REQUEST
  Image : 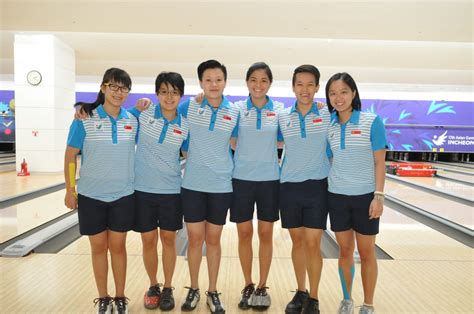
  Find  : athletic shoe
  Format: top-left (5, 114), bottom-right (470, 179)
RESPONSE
top-left (206, 291), bottom-right (225, 314)
top-left (302, 297), bottom-right (320, 314)
top-left (238, 283), bottom-right (255, 310)
top-left (251, 286), bottom-right (271, 311)
top-left (285, 290), bottom-right (309, 314)
top-left (114, 297), bottom-right (129, 314)
top-left (337, 299), bottom-right (354, 314)
top-left (94, 297), bottom-right (113, 314)
top-left (144, 284), bottom-right (161, 309)
top-left (181, 287), bottom-right (200, 311)
top-left (359, 304), bottom-right (375, 314)
top-left (160, 287), bottom-right (175, 311)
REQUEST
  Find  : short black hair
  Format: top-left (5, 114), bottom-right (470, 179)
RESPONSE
top-left (246, 62), bottom-right (273, 83)
top-left (155, 71), bottom-right (185, 96)
top-left (325, 72), bottom-right (362, 112)
top-left (197, 59), bottom-right (227, 81)
top-left (292, 64), bottom-right (320, 86)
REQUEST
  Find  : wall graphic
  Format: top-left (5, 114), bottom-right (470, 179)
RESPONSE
top-left (2, 90), bottom-right (473, 152)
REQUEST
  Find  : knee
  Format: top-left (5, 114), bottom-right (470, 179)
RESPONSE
top-left (108, 241), bottom-right (126, 255)
top-left (141, 234), bottom-right (157, 249)
top-left (358, 248), bottom-right (376, 263)
top-left (291, 236), bottom-right (305, 249)
top-left (160, 232), bottom-right (176, 248)
top-left (90, 241), bottom-right (108, 255)
top-left (258, 227), bottom-right (273, 243)
top-left (205, 234), bottom-right (221, 248)
top-left (339, 243), bottom-right (355, 259)
top-left (239, 228), bottom-right (253, 243)
top-left (188, 232), bottom-right (204, 248)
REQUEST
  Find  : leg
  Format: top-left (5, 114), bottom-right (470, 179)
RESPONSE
top-left (257, 220), bottom-right (274, 287)
top-left (288, 227), bottom-right (306, 291)
top-left (205, 221), bottom-right (224, 292)
top-left (303, 228), bottom-right (323, 299)
top-left (186, 222), bottom-right (205, 289)
top-left (89, 230), bottom-right (109, 297)
top-left (335, 230), bottom-right (356, 300)
top-left (141, 229), bottom-right (159, 286)
top-left (355, 233), bottom-right (377, 305)
top-left (160, 229), bottom-right (177, 288)
top-left (237, 220), bottom-right (254, 285)
top-left (108, 230), bottom-right (128, 297)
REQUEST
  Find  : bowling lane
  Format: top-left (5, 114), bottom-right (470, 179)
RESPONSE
top-left (386, 180), bottom-right (473, 229)
top-left (0, 190), bottom-right (70, 243)
top-left (436, 169), bottom-right (473, 184)
top-left (389, 174), bottom-right (473, 201)
top-left (0, 171), bottom-right (65, 201)
top-left (377, 205), bottom-right (471, 261)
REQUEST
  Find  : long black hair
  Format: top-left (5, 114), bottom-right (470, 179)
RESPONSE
top-left (325, 72), bottom-right (361, 113)
top-left (73, 67), bottom-right (132, 116)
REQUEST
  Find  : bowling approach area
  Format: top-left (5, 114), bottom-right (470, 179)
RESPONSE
top-left (0, 165), bottom-right (472, 313)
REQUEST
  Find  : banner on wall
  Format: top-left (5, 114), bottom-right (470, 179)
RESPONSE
top-left (1, 90), bottom-right (473, 152)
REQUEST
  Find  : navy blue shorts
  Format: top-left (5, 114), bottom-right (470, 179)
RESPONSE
top-left (77, 193), bottom-right (135, 235)
top-left (230, 179), bottom-right (280, 223)
top-left (328, 192), bottom-right (379, 235)
top-left (181, 188), bottom-right (231, 225)
top-left (134, 190), bottom-right (183, 233)
top-left (279, 179), bottom-right (328, 229)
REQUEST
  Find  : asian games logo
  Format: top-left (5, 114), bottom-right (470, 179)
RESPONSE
top-left (432, 130), bottom-right (448, 146)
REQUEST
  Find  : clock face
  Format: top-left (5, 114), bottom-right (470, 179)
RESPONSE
top-left (27, 70), bottom-right (42, 86)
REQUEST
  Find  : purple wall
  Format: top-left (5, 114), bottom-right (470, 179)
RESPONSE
top-left (1, 90), bottom-right (473, 152)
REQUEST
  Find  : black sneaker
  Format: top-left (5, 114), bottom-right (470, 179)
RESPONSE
top-left (238, 283), bottom-right (255, 310)
top-left (285, 290), bottom-right (309, 314)
top-left (114, 297), bottom-right (129, 314)
top-left (206, 291), bottom-right (225, 314)
top-left (94, 297), bottom-right (113, 314)
top-left (302, 297), bottom-right (320, 314)
top-left (144, 284), bottom-right (161, 309)
top-left (160, 287), bottom-right (175, 311)
top-left (251, 286), bottom-right (271, 311)
top-left (181, 287), bottom-right (200, 311)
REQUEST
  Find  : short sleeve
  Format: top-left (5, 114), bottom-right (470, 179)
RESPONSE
top-left (67, 119), bottom-right (86, 149)
top-left (178, 100), bottom-right (190, 118)
top-left (370, 115), bottom-right (388, 151)
top-left (181, 133), bottom-right (190, 152)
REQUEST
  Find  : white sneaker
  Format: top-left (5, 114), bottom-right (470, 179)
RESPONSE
top-left (359, 304), bottom-right (375, 314)
top-left (337, 299), bottom-right (354, 314)
top-left (94, 297), bottom-right (113, 314)
top-left (206, 291), bottom-right (225, 313)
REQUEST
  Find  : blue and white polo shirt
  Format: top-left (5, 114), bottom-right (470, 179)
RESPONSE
top-left (179, 96), bottom-right (239, 193)
top-left (132, 103), bottom-right (189, 194)
top-left (278, 102), bottom-right (331, 183)
top-left (67, 104), bottom-right (138, 202)
top-left (232, 97), bottom-right (284, 181)
top-left (327, 110), bottom-right (387, 195)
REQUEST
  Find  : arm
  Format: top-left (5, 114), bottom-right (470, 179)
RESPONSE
top-left (369, 149), bottom-right (386, 219)
top-left (64, 146), bottom-right (81, 210)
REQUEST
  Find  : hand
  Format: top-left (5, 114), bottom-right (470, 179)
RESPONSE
top-left (368, 199), bottom-right (383, 219)
top-left (74, 107), bottom-right (88, 120)
top-left (135, 98), bottom-right (152, 112)
top-left (317, 101), bottom-right (325, 110)
top-left (65, 190), bottom-right (78, 210)
top-left (195, 92), bottom-right (205, 104)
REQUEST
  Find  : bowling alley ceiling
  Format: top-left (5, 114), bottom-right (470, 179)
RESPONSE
top-left (0, 0), bottom-right (472, 86)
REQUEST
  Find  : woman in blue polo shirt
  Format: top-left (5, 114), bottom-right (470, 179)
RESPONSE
top-left (229, 62), bottom-right (284, 311)
top-left (132, 72), bottom-right (189, 312)
top-left (325, 72), bottom-right (387, 314)
top-left (65, 68), bottom-right (137, 314)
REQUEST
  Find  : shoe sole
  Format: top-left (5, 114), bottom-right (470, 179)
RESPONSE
top-left (238, 303), bottom-right (251, 310)
top-left (160, 304), bottom-right (175, 311)
top-left (144, 304), bottom-right (159, 310)
top-left (253, 305), bottom-right (270, 311)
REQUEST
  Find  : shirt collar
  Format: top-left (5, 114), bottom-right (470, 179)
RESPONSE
top-left (290, 101), bottom-right (320, 116)
top-left (97, 104), bottom-right (129, 120)
top-left (154, 103), bottom-right (181, 125)
top-left (331, 110), bottom-right (361, 125)
top-left (246, 96), bottom-right (274, 111)
top-left (201, 96), bottom-right (231, 110)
